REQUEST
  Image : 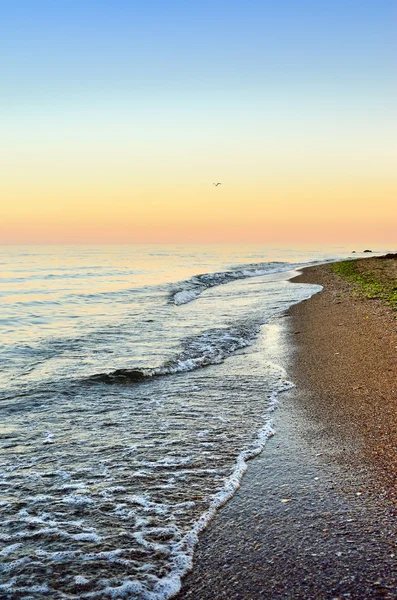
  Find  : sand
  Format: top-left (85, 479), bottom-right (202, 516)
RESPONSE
top-left (290, 261), bottom-right (397, 499)
top-left (176, 260), bottom-right (397, 599)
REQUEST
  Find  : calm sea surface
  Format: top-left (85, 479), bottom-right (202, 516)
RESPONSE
top-left (0, 245), bottom-right (384, 598)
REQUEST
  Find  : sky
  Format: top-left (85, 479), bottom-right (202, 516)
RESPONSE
top-left (1, 1), bottom-right (396, 244)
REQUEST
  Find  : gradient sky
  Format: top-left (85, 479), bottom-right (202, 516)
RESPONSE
top-left (1, 1), bottom-right (396, 244)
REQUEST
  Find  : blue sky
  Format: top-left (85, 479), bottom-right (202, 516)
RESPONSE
top-left (1, 1), bottom-right (395, 107)
top-left (1, 1), bottom-right (396, 243)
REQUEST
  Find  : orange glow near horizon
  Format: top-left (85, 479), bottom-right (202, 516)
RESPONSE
top-left (2, 96), bottom-right (396, 246)
top-left (1, 173), bottom-right (396, 244)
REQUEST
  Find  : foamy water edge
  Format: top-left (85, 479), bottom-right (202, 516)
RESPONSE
top-left (0, 253), bottom-right (328, 599)
top-left (150, 277), bottom-right (324, 600)
top-left (126, 382), bottom-right (293, 600)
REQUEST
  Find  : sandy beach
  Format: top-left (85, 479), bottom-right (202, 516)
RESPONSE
top-left (289, 258), bottom-right (397, 501)
top-left (177, 258), bottom-right (397, 599)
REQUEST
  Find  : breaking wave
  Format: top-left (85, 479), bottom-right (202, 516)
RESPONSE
top-left (88, 321), bottom-right (261, 384)
top-left (170, 262), bottom-right (299, 305)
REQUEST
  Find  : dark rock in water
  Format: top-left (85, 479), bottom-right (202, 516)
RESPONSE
top-left (378, 253), bottom-right (397, 259)
top-left (89, 369), bottom-right (147, 384)
top-left (363, 249), bottom-right (372, 253)
top-left (352, 250), bottom-right (356, 253)
top-left (113, 369), bottom-right (147, 381)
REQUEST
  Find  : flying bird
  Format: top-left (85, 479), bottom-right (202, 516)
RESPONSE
top-left (213, 182), bottom-right (222, 186)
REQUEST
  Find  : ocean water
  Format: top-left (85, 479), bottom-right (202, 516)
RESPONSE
top-left (0, 244), bottom-right (380, 598)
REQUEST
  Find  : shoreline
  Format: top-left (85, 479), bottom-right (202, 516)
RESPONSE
top-left (289, 260), bottom-right (397, 502)
top-left (176, 258), bottom-right (397, 599)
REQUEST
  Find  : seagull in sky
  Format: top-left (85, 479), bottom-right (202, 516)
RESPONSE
top-left (213, 182), bottom-right (222, 186)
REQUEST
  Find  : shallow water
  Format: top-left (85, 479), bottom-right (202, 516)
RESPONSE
top-left (0, 244), bottom-right (381, 598)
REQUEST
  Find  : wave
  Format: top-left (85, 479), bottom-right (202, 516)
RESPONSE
top-left (170, 262), bottom-right (298, 305)
top-left (155, 379), bottom-right (293, 600)
top-left (80, 374), bottom-right (293, 600)
top-left (87, 321), bottom-right (261, 384)
top-left (87, 260), bottom-right (325, 386)
top-left (0, 376), bottom-right (292, 600)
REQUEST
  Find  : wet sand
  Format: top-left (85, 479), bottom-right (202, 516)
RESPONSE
top-left (176, 261), bottom-right (397, 599)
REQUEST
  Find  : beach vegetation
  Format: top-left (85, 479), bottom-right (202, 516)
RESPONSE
top-left (331, 260), bottom-right (397, 310)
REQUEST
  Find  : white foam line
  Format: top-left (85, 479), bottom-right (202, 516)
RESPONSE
top-left (75, 380), bottom-right (292, 600)
top-left (0, 556), bottom-right (31, 573)
top-left (144, 276), bottom-right (325, 598)
top-left (141, 381), bottom-right (292, 600)
top-left (0, 543), bottom-right (22, 557)
top-left (171, 262), bottom-right (298, 306)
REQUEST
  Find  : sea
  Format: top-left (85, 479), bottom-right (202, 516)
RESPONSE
top-left (0, 244), bottom-right (385, 599)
